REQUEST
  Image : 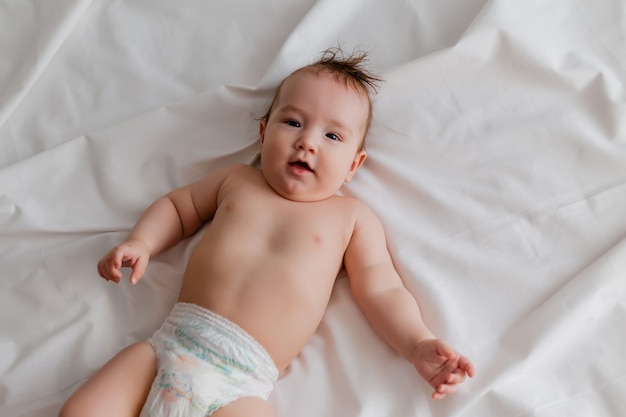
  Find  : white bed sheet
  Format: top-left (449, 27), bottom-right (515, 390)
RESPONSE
top-left (1, 0), bottom-right (625, 416)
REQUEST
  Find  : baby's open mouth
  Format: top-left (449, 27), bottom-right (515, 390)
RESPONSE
top-left (289, 161), bottom-right (313, 172)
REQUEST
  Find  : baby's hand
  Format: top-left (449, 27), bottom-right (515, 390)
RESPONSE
top-left (97, 239), bottom-right (150, 285)
top-left (411, 339), bottom-right (475, 400)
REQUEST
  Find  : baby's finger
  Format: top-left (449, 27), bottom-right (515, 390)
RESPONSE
top-left (106, 267), bottom-right (122, 283)
top-left (459, 356), bottom-right (476, 378)
top-left (432, 384), bottom-right (445, 400)
top-left (112, 246), bottom-right (129, 269)
top-left (129, 256), bottom-right (148, 285)
top-left (429, 366), bottom-right (458, 389)
top-left (432, 382), bottom-right (458, 400)
top-left (432, 390), bottom-right (446, 400)
top-left (98, 256), bottom-right (121, 282)
top-left (444, 369), bottom-right (467, 385)
top-left (435, 340), bottom-right (458, 360)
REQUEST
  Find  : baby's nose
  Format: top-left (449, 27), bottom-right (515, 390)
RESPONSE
top-left (295, 132), bottom-right (318, 152)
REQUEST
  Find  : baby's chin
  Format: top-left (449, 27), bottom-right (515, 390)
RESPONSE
top-left (260, 170), bottom-right (344, 202)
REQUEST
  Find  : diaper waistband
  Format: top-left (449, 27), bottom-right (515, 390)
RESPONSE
top-left (165, 302), bottom-right (279, 382)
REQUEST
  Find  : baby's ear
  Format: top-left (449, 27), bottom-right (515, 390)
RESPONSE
top-left (345, 150), bottom-right (367, 182)
top-left (258, 119), bottom-right (267, 156)
top-left (259, 118), bottom-right (267, 144)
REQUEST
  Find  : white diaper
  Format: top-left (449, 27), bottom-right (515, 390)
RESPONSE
top-left (139, 302), bottom-right (279, 417)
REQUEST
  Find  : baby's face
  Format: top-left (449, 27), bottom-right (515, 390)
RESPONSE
top-left (259, 70), bottom-right (369, 202)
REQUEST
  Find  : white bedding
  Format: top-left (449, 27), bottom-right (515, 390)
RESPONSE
top-left (1, 0), bottom-right (625, 416)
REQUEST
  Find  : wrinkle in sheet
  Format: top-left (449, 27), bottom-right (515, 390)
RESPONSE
top-left (0, 0), bottom-right (92, 131)
top-left (473, 257), bottom-right (626, 416)
top-left (572, 0), bottom-right (626, 71)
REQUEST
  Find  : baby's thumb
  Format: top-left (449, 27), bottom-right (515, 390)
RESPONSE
top-left (436, 340), bottom-right (457, 360)
top-left (130, 257), bottom-right (148, 285)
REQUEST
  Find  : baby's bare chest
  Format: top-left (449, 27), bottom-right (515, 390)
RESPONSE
top-left (211, 190), bottom-right (354, 258)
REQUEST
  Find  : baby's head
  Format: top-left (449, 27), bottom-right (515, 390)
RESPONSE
top-left (258, 48), bottom-right (383, 202)
top-left (261, 48), bottom-right (382, 148)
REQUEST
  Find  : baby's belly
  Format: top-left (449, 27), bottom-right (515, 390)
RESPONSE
top-left (177, 256), bottom-right (338, 371)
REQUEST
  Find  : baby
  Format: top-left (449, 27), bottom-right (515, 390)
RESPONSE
top-left (60, 48), bottom-right (474, 417)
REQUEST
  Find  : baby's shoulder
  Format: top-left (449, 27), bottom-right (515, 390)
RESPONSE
top-left (332, 195), bottom-right (379, 222)
top-left (219, 163), bottom-right (258, 177)
top-left (212, 163), bottom-right (266, 199)
top-left (350, 198), bottom-right (387, 232)
top-left (333, 194), bottom-right (366, 209)
top-left (215, 163), bottom-right (262, 185)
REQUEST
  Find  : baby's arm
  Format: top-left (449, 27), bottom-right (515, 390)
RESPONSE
top-left (344, 203), bottom-right (474, 399)
top-left (98, 165), bottom-right (232, 284)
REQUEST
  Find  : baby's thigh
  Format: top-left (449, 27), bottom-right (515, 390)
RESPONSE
top-left (212, 397), bottom-right (275, 417)
top-left (60, 342), bottom-right (157, 417)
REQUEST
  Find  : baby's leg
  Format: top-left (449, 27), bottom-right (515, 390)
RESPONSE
top-left (59, 342), bottom-right (157, 417)
top-left (212, 397), bottom-right (275, 417)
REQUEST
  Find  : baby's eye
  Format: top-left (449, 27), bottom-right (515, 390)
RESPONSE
top-left (326, 133), bottom-right (340, 141)
top-left (286, 120), bottom-right (301, 128)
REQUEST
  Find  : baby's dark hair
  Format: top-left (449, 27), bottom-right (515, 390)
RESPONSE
top-left (308, 47), bottom-right (382, 96)
top-left (261, 47), bottom-right (383, 144)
